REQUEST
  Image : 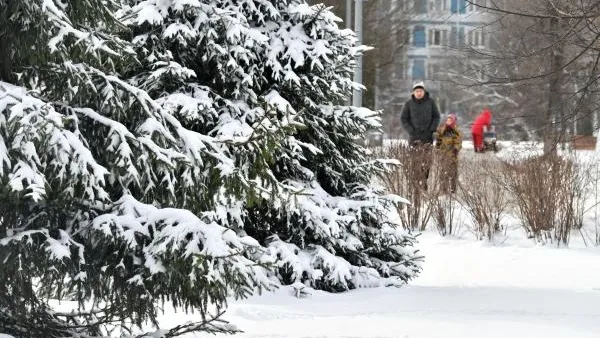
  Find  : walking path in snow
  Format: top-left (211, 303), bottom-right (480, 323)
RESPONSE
top-left (213, 232), bottom-right (600, 338)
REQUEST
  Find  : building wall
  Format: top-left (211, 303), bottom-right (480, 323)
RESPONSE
top-left (380, 0), bottom-right (495, 138)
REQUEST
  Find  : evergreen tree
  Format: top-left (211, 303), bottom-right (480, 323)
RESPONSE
top-left (0, 1), bottom-right (271, 337)
top-left (238, 1), bottom-right (422, 290)
top-left (122, 0), bottom-right (421, 292)
top-left (0, 0), bottom-right (421, 336)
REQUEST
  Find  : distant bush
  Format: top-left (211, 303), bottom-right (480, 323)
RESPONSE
top-left (378, 142), bottom-right (600, 246)
top-left (501, 153), bottom-right (587, 245)
top-left (428, 151), bottom-right (463, 236)
top-left (375, 141), bottom-right (436, 232)
top-left (458, 156), bottom-right (509, 241)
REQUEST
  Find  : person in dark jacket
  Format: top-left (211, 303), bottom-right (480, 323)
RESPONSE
top-left (401, 81), bottom-right (441, 145)
top-left (400, 81), bottom-right (441, 191)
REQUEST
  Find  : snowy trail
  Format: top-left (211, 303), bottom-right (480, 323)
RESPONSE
top-left (225, 286), bottom-right (600, 338)
top-left (208, 232), bottom-right (600, 338)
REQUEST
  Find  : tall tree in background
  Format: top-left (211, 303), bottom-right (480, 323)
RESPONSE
top-left (470, 0), bottom-right (600, 151)
top-left (308, 0), bottom-right (412, 137)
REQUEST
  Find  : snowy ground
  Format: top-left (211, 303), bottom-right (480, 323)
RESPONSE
top-left (208, 231), bottom-right (600, 338)
top-left (168, 143), bottom-right (600, 338)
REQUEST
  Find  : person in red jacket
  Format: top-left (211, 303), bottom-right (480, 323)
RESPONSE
top-left (471, 109), bottom-right (492, 152)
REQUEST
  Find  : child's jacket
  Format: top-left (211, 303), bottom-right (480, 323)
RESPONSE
top-left (435, 125), bottom-right (463, 156)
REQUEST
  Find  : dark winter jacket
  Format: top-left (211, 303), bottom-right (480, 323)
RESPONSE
top-left (401, 92), bottom-right (441, 144)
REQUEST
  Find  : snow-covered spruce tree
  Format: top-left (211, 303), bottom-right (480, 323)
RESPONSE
top-left (121, 0), bottom-right (421, 292)
top-left (241, 2), bottom-right (422, 291)
top-left (0, 1), bottom-right (272, 337)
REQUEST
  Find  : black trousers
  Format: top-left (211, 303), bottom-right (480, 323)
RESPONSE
top-left (409, 141), bottom-right (433, 191)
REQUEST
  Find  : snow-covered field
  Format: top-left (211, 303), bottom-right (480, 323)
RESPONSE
top-left (212, 231), bottom-right (600, 338)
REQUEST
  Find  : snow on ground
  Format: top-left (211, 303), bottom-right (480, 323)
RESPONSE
top-left (223, 287), bottom-right (600, 338)
top-left (209, 230), bottom-right (600, 338)
top-left (166, 142), bottom-right (600, 338)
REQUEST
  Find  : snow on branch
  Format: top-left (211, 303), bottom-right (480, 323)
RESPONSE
top-left (92, 195), bottom-right (274, 287)
top-left (0, 81), bottom-right (110, 202)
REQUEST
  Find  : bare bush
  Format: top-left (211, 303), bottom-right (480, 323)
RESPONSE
top-left (377, 140), bottom-right (597, 245)
top-left (502, 153), bottom-right (588, 245)
top-left (458, 156), bottom-right (509, 241)
top-left (564, 155), bottom-right (594, 232)
top-left (376, 141), bottom-right (437, 232)
top-left (429, 193), bottom-right (461, 236)
top-left (568, 153), bottom-right (600, 246)
top-left (428, 151), bottom-right (462, 236)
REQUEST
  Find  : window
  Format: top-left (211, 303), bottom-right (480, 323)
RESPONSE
top-left (435, 0), bottom-right (448, 11)
top-left (414, 0), bottom-right (427, 14)
top-left (413, 26), bottom-right (426, 47)
top-left (450, 26), bottom-right (457, 48)
top-left (434, 30), bottom-right (441, 45)
top-left (450, 27), bottom-right (468, 48)
top-left (466, 0), bottom-right (474, 12)
top-left (468, 29), bottom-right (486, 47)
top-left (451, 0), bottom-right (466, 13)
top-left (412, 59), bottom-right (426, 80)
top-left (458, 27), bottom-right (465, 46)
top-left (429, 29), bottom-right (447, 46)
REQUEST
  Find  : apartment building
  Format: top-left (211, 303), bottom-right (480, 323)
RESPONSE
top-left (377, 0), bottom-right (495, 138)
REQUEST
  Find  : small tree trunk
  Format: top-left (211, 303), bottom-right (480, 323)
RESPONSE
top-left (543, 15), bottom-right (564, 155)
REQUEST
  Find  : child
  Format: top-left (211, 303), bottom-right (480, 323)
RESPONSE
top-left (435, 113), bottom-right (463, 193)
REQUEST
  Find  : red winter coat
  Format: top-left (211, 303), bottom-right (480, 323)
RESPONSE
top-left (471, 109), bottom-right (492, 136)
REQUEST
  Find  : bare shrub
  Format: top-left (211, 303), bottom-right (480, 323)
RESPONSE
top-left (457, 156), bottom-right (509, 240)
top-left (502, 153), bottom-right (587, 245)
top-left (567, 153), bottom-right (599, 246)
top-left (428, 151), bottom-right (462, 236)
top-left (376, 141), bottom-right (437, 232)
top-left (562, 154), bottom-right (594, 232)
top-left (429, 193), bottom-right (460, 236)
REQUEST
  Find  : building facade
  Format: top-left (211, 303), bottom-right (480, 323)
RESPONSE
top-left (379, 0), bottom-right (495, 138)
